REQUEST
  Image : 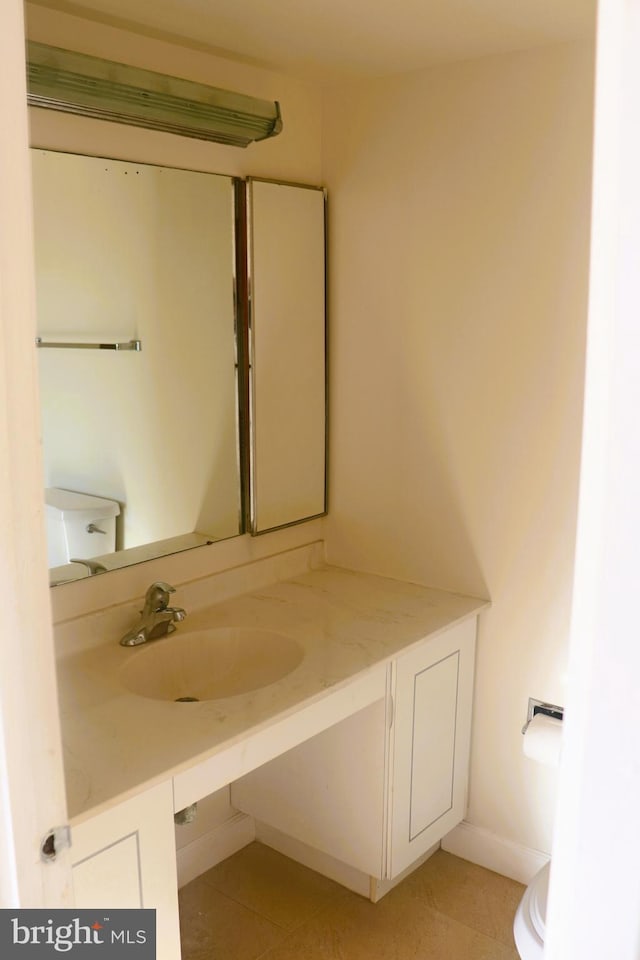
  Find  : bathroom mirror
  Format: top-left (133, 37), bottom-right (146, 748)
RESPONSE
top-left (31, 149), bottom-right (242, 582)
top-left (248, 178), bottom-right (327, 533)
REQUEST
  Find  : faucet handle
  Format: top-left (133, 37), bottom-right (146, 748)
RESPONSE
top-left (145, 581), bottom-right (176, 611)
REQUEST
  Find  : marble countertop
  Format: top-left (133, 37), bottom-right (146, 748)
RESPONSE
top-left (56, 565), bottom-right (488, 822)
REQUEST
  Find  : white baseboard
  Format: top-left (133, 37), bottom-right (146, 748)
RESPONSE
top-left (441, 820), bottom-right (549, 885)
top-left (176, 811), bottom-right (540, 900)
top-left (255, 822), bottom-right (440, 903)
top-left (177, 812), bottom-right (255, 888)
top-left (255, 821), bottom-right (372, 898)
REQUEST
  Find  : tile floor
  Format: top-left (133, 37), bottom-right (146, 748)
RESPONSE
top-left (179, 842), bottom-right (524, 960)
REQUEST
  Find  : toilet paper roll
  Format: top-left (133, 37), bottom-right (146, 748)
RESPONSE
top-left (522, 713), bottom-right (562, 766)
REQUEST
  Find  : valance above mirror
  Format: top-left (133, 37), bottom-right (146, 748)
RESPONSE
top-left (26, 41), bottom-right (283, 148)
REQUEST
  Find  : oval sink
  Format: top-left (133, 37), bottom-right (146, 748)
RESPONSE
top-left (120, 628), bottom-right (304, 702)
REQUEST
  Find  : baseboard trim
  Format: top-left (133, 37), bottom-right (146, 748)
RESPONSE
top-left (441, 820), bottom-right (549, 884)
top-left (174, 812), bottom-right (538, 898)
top-left (255, 821), bottom-right (372, 898)
top-left (255, 822), bottom-right (440, 903)
top-left (177, 812), bottom-right (255, 888)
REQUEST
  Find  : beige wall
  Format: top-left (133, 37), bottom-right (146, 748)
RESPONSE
top-left (323, 43), bottom-right (594, 854)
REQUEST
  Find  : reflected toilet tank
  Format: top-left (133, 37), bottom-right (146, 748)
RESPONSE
top-left (44, 488), bottom-right (120, 567)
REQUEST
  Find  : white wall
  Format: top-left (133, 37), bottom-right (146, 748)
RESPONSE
top-left (547, 1), bottom-right (640, 955)
top-left (323, 42), bottom-right (594, 856)
top-left (0, 0), bottom-right (71, 906)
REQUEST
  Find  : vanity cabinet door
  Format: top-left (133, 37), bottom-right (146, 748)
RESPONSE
top-left (71, 781), bottom-right (181, 960)
top-left (388, 618), bottom-right (476, 878)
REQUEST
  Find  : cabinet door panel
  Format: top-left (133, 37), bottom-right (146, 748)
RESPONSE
top-left (409, 652), bottom-right (459, 839)
top-left (390, 618), bottom-right (476, 878)
top-left (73, 834), bottom-right (141, 908)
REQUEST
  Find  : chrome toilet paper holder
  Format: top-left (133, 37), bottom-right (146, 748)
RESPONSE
top-left (522, 697), bottom-right (564, 735)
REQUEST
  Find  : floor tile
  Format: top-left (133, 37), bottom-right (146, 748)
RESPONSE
top-left (179, 874), bottom-right (285, 960)
top-left (181, 842), bottom-right (524, 960)
top-left (199, 842), bottom-right (343, 930)
top-left (259, 883), bottom-right (519, 960)
top-left (401, 849), bottom-right (525, 947)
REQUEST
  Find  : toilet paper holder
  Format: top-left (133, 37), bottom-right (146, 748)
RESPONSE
top-left (521, 697), bottom-right (564, 735)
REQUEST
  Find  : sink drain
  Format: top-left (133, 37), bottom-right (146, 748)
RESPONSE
top-left (175, 696), bottom-right (199, 702)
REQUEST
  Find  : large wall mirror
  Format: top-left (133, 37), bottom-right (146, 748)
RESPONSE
top-left (31, 153), bottom-right (328, 586)
top-left (31, 149), bottom-right (242, 583)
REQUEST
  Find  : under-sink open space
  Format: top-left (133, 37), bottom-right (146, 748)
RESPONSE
top-left (178, 841), bottom-right (524, 960)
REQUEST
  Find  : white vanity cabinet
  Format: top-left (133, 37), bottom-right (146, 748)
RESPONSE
top-left (232, 615), bottom-right (477, 896)
top-left (70, 780), bottom-right (182, 960)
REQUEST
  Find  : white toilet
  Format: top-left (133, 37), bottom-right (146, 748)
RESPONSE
top-left (514, 705), bottom-right (562, 959)
top-left (514, 860), bottom-right (549, 959)
top-left (44, 487), bottom-right (120, 567)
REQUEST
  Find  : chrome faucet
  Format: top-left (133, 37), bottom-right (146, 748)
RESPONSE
top-left (119, 581), bottom-right (187, 647)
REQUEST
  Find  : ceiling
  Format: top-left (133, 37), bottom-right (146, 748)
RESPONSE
top-left (28, 0), bottom-right (596, 82)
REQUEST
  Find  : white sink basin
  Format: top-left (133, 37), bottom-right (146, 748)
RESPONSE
top-left (120, 627), bottom-right (304, 702)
